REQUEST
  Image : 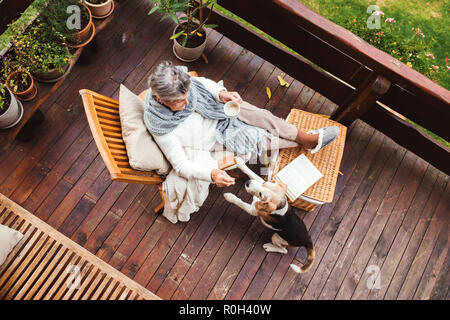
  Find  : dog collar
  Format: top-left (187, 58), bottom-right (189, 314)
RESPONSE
top-left (272, 200), bottom-right (288, 216)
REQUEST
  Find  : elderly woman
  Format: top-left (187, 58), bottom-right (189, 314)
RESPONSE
top-left (144, 61), bottom-right (338, 223)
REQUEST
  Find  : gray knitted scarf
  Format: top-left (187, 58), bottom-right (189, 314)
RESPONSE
top-left (144, 76), bottom-right (272, 156)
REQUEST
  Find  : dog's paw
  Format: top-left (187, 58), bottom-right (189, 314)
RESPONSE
top-left (263, 243), bottom-right (287, 254)
top-left (223, 192), bottom-right (237, 203)
top-left (263, 243), bottom-right (276, 252)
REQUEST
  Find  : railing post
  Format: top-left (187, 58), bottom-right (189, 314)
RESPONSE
top-left (331, 73), bottom-right (391, 126)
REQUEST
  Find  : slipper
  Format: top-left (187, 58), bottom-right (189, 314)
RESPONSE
top-left (308, 126), bottom-right (340, 154)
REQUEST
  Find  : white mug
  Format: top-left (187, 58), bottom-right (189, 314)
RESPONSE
top-left (223, 101), bottom-right (240, 119)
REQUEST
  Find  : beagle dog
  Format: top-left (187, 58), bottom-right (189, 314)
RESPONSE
top-left (223, 159), bottom-right (315, 273)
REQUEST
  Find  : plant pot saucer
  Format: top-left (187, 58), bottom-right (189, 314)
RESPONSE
top-left (172, 45), bottom-right (201, 62)
top-left (2, 99), bottom-right (23, 129)
top-left (67, 22), bottom-right (96, 49)
top-left (91, 0), bottom-right (115, 19)
top-left (17, 84), bottom-right (38, 102)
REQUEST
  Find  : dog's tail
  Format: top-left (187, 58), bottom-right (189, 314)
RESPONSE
top-left (289, 244), bottom-right (315, 273)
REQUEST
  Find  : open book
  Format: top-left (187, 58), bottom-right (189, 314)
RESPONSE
top-left (273, 154), bottom-right (323, 202)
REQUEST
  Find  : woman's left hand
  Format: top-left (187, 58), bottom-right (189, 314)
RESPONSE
top-left (219, 90), bottom-right (243, 104)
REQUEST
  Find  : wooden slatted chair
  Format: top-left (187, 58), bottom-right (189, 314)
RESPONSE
top-left (79, 88), bottom-right (166, 213)
top-left (0, 193), bottom-right (160, 300)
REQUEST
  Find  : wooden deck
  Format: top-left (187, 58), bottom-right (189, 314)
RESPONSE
top-left (0, 0), bottom-right (448, 300)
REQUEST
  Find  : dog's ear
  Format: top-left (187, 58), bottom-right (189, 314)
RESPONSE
top-left (255, 200), bottom-right (277, 214)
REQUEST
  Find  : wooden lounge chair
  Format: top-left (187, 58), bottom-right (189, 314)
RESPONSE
top-left (0, 193), bottom-right (160, 300)
top-left (79, 88), bottom-right (167, 214)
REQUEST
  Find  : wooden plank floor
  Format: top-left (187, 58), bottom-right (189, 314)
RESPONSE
top-left (0, 0), bottom-right (448, 300)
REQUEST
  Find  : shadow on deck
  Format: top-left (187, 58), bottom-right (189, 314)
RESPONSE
top-left (0, 0), bottom-right (448, 300)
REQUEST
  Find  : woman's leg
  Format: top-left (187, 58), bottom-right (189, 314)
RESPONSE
top-left (238, 101), bottom-right (318, 148)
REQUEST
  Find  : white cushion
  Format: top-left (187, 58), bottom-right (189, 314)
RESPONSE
top-left (0, 224), bottom-right (23, 266)
top-left (119, 84), bottom-right (171, 175)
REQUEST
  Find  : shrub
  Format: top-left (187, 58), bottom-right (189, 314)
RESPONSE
top-left (340, 14), bottom-right (448, 87)
top-left (41, 0), bottom-right (91, 44)
top-left (10, 19), bottom-right (72, 74)
top-left (148, 0), bottom-right (218, 46)
top-left (0, 83), bottom-right (9, 112)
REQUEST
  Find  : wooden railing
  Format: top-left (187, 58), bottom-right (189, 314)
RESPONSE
top-left (204, 0), bottom-right (450, 175)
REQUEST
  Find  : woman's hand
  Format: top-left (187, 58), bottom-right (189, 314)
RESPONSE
top-left (211, 169), bottom-right (235, 187)
top-left (219, 90), bottom-right (243, 104)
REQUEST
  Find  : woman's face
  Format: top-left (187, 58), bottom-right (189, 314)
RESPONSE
top-left (157, 91), bottom-right (189, 112)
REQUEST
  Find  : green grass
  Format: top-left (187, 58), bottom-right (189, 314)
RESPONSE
top-left (300, 0), bottom-right (449, 89)
top-left (300, 0), bottom-right (449, 147)
top-left (0, 0), bottom-right (47, 52)
top-left (215, 2), bottom-right (449, 147)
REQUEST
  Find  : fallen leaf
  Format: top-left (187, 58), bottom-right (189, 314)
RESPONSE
top-left (201, 53), bottom-right (208, 64)
top-left (266, 87), bottom-right (271, 99)
top-left (277, 75), bottom-right (290, 87)
top-left (338, 171), bottom-right (343, 176)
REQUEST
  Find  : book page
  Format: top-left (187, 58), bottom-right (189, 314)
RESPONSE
top-left (275, 154), bottom-right (323, 201)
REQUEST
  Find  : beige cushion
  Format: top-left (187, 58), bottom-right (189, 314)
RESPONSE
top-left (119, 84), bottom-right (171, 175)
top-left (0, 224), bottom-right (23, 266)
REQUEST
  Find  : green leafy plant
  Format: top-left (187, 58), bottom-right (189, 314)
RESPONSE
top-left (148, 0), bottom-right (218, 47)
top-left (41, 0), bottom-right (91, 44)
top-left (0, 83), bottom-right (9, 112)
top-left (8, 70), bottom-right (31, 93)
top-left (10, 19), bottom-right (73, 75)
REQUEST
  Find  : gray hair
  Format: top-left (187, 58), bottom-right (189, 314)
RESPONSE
top-left (148, 61), bottom-right (191, 102)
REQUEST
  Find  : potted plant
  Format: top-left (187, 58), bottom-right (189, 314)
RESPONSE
top-left (6, 69), bottom-right (37, 102)
top-left (83, 0), bottom-right (115, 19)
top-left (43, 0), bottom-right (95, 49)
top-left (0, 83), bottom-right (24, 129)
top-left (11, 20), bottom-right (74, 83)
top-left (148, 0), bottom-right (218, 62)
top-left (67, 1), bottom-right (95, 48)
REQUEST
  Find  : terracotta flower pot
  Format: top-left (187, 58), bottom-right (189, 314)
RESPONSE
top-left (67, 2), bottom-right (95, 48)
top-left (172, 24), bottom-right (207, 62)
top-left (0, 87), bottom-right (24, 129)
top-left (84, 0), bottom-right (114, 19)
top-left (6, 70), bottom-right (38, 102)
top-left (32, 59), bottom-right (72, 83)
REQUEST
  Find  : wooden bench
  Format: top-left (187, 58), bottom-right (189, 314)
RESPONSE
top-left (0, 193), bottom-right (160, 300)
